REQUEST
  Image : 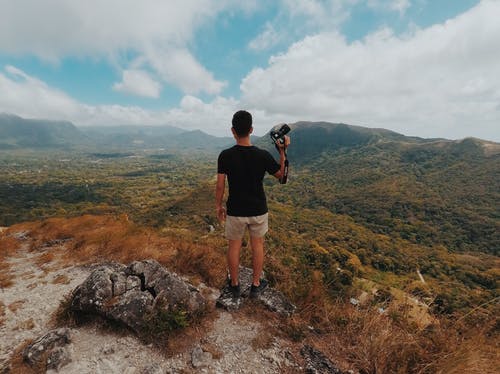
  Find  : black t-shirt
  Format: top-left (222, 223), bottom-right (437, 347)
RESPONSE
top-left (217, 145), bottom-right (280, 216)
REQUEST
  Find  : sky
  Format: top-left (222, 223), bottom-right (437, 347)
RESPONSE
top-left (0, 0), bottom-right (499, 141)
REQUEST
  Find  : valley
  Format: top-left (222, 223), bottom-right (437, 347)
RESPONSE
top-left (1, 118), bottom-right (498, 372)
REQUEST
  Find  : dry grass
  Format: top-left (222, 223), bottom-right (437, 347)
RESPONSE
top-left (11, 214), bottom-right (226, 288)
top-left (14, 318), bottom-right (36, 331)
top-left (34, 251), bottom-right (55, 268)
top-left (5, 214), bottom-right (498, 373)
top-left (0, 262), bottom-right (14, 288)
top-left (251, 329), bottom-right (275, 350)
top-left (51, 274), bottom-right (70, 284)
top-left (3, 339), bottom-right (37, 374)
top-left (0, 233), bottom-right (22, 289)
top-left (200, 342), bottom-right (223, 359)
top-left (8, 300), bottom-right (26, 313)
top-left (283, 297), bottom-right (500, 374)
top-left (0, 301), bottom-right (5, 327)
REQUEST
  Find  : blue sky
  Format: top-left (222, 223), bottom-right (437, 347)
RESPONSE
top-left (0, 0), bottom-right (498, 141)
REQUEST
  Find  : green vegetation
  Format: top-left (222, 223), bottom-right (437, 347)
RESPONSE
top-left (0, 120), bottom-right (498, 372)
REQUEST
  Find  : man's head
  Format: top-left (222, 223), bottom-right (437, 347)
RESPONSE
top-left (232, 110), bottom-right (252, 137)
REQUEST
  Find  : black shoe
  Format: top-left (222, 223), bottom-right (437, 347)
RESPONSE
top-left (250, 279), bottom-right (268, 298)
top-left (228, 283), bottom-right (240, 299)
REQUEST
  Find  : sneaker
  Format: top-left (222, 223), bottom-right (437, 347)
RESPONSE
top-left (228, 282), bottom-right (240, 299)
top-left (249, 279), bottom-right (268, 298)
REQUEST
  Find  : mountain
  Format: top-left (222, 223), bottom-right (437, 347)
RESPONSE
top-left (254, 121), bottom-right (444, 162)
top-left (259, 121), bottom-right (500, 255)
top-left (0, 113), bottom-right (86, 149)
top-left (0, 114), bottom-right (233, 152)
top-left (81, 127), bottom-right (233, 151)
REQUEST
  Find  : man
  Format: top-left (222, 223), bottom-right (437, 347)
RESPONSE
top-left (215, 110), bottom-right (290, 300)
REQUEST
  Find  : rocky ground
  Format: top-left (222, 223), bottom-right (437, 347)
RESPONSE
top-left (0, 233), bottom-right (314, 373)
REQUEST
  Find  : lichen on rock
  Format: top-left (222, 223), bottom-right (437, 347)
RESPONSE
top-left (70, 259), bottom-right (207, 336)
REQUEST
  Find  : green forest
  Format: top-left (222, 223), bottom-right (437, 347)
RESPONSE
top-left (1, 133), bottom-right (498, 319)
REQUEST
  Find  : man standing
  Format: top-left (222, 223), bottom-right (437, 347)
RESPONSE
top-left (215, 110), bottom-right (290, 300)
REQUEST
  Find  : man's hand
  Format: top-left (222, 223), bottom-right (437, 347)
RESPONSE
top-left (216, 205), bottom-right (226, 222)
top-left (277, 135), bottom-right (290, 152)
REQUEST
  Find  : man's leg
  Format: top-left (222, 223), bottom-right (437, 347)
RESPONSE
top-left (250, 236), bottom-right (264, 286)
top-left (228, 239), bottom-right (242, 286)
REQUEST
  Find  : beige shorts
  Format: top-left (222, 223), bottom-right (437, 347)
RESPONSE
top-left (225, 213), bottom-right (269, 240)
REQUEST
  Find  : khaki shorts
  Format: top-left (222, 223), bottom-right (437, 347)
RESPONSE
top-left (225, 213), bottom-right (269, 240)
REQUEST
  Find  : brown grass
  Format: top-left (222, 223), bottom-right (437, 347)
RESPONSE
top-left (8, 300), bottom-right (26, 313)
top-left (0, 301), bottom-right (5, 327)
top-left (14, 318), bottom-right (36, 331)
top-left (200, 342), bottom-right (223, 359)
top-left (5, 214), bottom-right (498, 373)
top-left (251, 329), bottom-right (275, 350)
top-left (34, 251), bottom-right (55, 268)
top-left (11, 214), bottom-right (226, 288)
top-left (0, 262), bottom-right (14, 288)
top-left (0, 233), bottom-right (22, 289)
top-left (4, 339), bottom-right (37, 374)
top-left (283, 297), bottom-right (500, 374)
top-left (51, 274), bottom-right (70, 284)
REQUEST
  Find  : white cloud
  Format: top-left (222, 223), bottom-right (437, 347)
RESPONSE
top-left (113, 69), bottom-right (161, 98)
top-left (367, 0), bottom-right (411, 15)
top-left (282, 0), bottom-right (353, 26)
top-left (0, 65), bottom-right (82, 119)
top-left (144, 48), bottom-right (227, 95)
top-left (0, 0), bottom-right (232, 95)
top-left (240, 0), bottom-right (500, 141)
top-left (249, 23), bottom-right (282, 51)
top-left (0, 65), bottom-right (240, 135)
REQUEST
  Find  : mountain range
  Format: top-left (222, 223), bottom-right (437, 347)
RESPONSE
top-left (2, 113), bottom-right (499, 157)
top-left (0, 113), bottom-right (232, 151)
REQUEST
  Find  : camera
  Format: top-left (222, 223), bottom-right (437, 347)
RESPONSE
top-left (270, 123), bottom-right (290, 147)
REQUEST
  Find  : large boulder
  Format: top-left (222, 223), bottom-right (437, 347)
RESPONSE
top-left (70, 260), bottom-right (206, 334)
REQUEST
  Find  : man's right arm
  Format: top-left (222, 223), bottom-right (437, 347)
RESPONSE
top-left (215, 173), bottom-right (226, 222)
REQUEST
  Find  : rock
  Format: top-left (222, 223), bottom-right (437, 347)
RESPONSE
top-left (107, 289), bottom-right (154, 332)
top-left (70, 260), bottom-right (206, 335)
top-left (141, 363), bottom-right (164, 374)
top-left (257, 287), bottom-right (296, 317)
top-left (46, 346), bottom-right (72, 371)
top-left (127, 259), bottom-right (206, 313)
top-left (300, 345), bottom-right (345, 374)
top-left (101, 345), bottom-right (115, 355)
top-left (216, 266), bottom-right (296, 316)
top-left (71, 263), bottom-right (127, 313)
top-left (191, 345), bottom-right (213, 368)
top-left (22, 328), bottom-right (72, 369)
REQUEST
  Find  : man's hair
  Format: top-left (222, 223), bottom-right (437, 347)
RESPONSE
top-left (232, 110), bottom-right (252, 137)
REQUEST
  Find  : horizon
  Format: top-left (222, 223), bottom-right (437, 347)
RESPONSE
top-left (4, 111), bottom-right (500, 143)
top-left (1, 1), bottom-right (499, 141)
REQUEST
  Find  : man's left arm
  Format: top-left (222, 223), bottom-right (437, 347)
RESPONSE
top-left (272, 135), bottom-right (290, 181)
top-left (215, 173), bottom-right (226, 222)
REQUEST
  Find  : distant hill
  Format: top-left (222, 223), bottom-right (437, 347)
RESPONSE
top-left (260, 121), bottom-right (500, 255)
top-left (0, 113), bottom-right (86, 149)
top-left (81, 127), bottom-right (233, 151)
top-left (255, 121), bottom-right (443, 162)
top-left (0, 114), bottom-right (233, 152)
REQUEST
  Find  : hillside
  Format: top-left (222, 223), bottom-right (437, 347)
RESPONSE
top-left (81, 126), bottom-right (233, 151)
top-left (0, 113), bottom-right (86, 149)
top-left (0, 113), bottom-right (233, 152)
top-left (255, 121), bottom-right (435, 161)
top-left (0, 118), bottom-right (498, 372)
top-left (255, 122), bottom-right (500, 255)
